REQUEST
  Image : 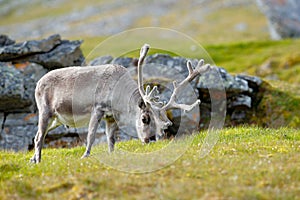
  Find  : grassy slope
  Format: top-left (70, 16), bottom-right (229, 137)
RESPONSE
top-left (206, 39), bottom-right (300, 84)
top-left (0, 127), bottom-right (299, 199)
top-left (1, 1), bottom-right (300, 199)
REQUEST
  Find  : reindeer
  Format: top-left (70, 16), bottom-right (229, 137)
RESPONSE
top-left (30, 44), bottom-right (210, 163)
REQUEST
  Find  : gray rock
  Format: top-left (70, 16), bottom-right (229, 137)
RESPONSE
top-left (197, 67), bottom-right (249, 100)
top-left (0, 34), bottom-right (85, 69)
top-left (23, 63), bottom-right (48, 106)
top-left (229, 95), bottom-right (252, 109)
top-left (256, 0), bottom-right (300, 39)
top-left (25, 39), bottom-right (85, 69)
top-left (112, 57), bottom-right (137, 68)
top-left (0, 63), bottom-right (28, 112)
top-left (0, 35), bottom-right (15, 47)
top-left (0, 34), bottom-right (61, 60)
top-left (236, 74), bottom-right (262, 92)
top-left (0, 62), bottom-right (47, 112)
top-left (0, 113), bottom-right (37, 151)
top-left (89, 55), bottom-right (113, 66)
top-left (145, 54), bottom-right (198, 76)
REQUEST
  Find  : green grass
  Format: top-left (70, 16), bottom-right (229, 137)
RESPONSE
top-left (0, 127), bottom-right (299, 199)
top-left (1, 2), bottom-right (300, 199)
top-left (205, 39), bottom-right (300, 82)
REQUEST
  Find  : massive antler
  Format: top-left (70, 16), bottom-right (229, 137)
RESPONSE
top-left (137, 44), bottom-right (211, 132)
top-left (138, 44), bottom-right (163, 107)
top-left (160, 59), bottom-right (211, 112)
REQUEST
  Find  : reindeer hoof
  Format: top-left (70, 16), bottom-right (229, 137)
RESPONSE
top-left (30, 157), bottom-right (39, 164)
top-left (81, 153), bottom-right (90, 159)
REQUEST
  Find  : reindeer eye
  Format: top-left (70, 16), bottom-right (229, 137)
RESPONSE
top-left (142, 114), bottom-right (150, 125)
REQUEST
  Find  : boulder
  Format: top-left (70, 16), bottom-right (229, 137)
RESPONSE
top-left (26, 39), bottom-right (85, 69)
top-left (0, 62), bottom-right (47, 113)
top-left (0, 113), bottom-right (37, 151)
top-left (0, 35), bottom-right (15, 47)
top-left (89, 55), bottom-right (113, 66)
top-left (0, 62), bottom-right (30, 112)
top-left (145, 54), bottom-right (199, 86)
top-left (112, 57), bottom-right (137, 68)
top-left (197, 67), bottom-right (250, 98)
top-left (0, 34), bottom-right (61, 60)
top-left (0, 34), bottom-right (85, 69)
top-left (256, 0), bottom-right (300, 39)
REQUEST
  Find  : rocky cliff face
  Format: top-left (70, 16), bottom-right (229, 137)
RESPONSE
top-left (256, 0), bottom-right (300, 39)
top-left (0, 35), bottom-right (265, 151)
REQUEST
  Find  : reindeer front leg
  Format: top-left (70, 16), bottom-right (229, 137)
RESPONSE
top-left (81, 109), bottom-right (104, 158)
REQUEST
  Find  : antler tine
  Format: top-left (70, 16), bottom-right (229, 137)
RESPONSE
top-left (195, 59), bottom-right (211, 74)
top-left (187, 60), bottom-right (193, 75)
top-left (147, 85), bottom-right (158, 98)
top-left (161, 59), bottom-right (209, 112)
top-left (197, 59), bottom-right (204, 68)
top-left (144, 85), bottom-right (164, 107)
top-left (137, 44), bottom-right (150, 97)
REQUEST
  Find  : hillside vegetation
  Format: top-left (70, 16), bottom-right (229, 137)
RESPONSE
top-left (0, 127), bottom-right (299, 199)
top-left (0, 0), bottom-right (268, 44)
top-left (0, 0), bottom-right (299, 199)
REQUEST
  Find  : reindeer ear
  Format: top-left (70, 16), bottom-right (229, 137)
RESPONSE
top-left (138, 99), bottom-right (147, 109)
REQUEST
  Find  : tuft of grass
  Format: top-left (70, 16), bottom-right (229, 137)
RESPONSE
top-left (0, 127), bottom-right (299, 199)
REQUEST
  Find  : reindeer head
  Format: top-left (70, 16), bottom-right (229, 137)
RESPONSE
top-left (136, 44), bottom-right (211, 144)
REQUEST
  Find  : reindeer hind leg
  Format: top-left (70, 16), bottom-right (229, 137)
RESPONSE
top-left (30, 110), bottom-right (54, 164)
top-left (105, 118), bottom-right (118, 153)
